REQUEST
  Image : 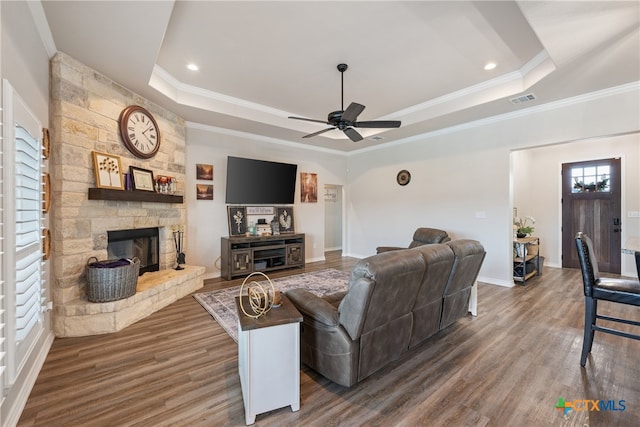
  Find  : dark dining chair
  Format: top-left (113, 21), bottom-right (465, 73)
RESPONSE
top-left (575, 232), bottom-right (640, 366)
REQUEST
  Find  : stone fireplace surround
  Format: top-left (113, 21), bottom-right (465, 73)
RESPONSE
top-left (50, 52), bottom-right (204, 337)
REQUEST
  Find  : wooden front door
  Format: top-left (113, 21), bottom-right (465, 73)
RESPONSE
top-left (562, 158), bottom-right (621, 273)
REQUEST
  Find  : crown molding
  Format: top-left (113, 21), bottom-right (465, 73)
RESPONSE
top-left (349, 81), bottom-right (640, 155)
top-left (27, 1), bottom-right (57, 58)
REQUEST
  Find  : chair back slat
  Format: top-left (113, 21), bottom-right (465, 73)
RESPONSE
top-left (575, 232), bottom-right (600, 296)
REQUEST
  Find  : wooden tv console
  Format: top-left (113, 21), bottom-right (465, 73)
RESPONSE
top-left (221, 234), bottom-right (305, 280)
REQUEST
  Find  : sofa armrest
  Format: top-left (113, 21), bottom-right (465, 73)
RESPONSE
top-left (286, 288), bottom-right (339, 327)
top-left (376, 246), bottom-right (404, 254)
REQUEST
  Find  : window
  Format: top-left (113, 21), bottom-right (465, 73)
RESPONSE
top-left (571, 164), bottom-right (611, 193)
top-left (2, 79), bottom-right (45, 385)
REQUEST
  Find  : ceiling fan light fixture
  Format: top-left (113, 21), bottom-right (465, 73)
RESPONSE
top-left (288, 63), bottom-right (401, 143)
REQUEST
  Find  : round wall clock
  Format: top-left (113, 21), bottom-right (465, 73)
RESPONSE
top-left (118, 105), bottom-right (160, 159)
top-left (397, 170), bottom-right (411, 186)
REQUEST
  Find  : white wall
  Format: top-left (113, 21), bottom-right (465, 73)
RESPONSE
top-left (345, 85), bottom-right (640, 286)
top-left (513, 133), bottom-right (640, 277)
top-left (185, 125), bottom-right (348, 278)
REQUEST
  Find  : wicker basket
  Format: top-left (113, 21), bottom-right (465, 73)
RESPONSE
top-left (86, 257), bottom-right (140, 302)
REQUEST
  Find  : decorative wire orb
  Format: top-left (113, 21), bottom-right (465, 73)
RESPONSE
top-left (239, 271), bottom-right (275, 319)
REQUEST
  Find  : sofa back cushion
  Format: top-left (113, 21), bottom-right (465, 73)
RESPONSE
top-left (408, 227), bottom-right (450, 248)
top-left (409, 244), bottom-right (456, 347)
top-left (340, 248), bottom-right (425, 381)
top-left (441, 239), bottom-right (485, 329)
top-left (340, 249), bottom-right (425, 339)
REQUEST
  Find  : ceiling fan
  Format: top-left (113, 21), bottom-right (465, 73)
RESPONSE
top-left (288, 64), bottom-right (401, 142)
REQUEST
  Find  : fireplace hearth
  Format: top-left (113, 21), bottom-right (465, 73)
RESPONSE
top-left (108, 227), bottom-right (160, 275)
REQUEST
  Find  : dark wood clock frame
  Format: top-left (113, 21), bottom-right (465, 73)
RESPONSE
top-left (118, 105), bottom-right (161, 159)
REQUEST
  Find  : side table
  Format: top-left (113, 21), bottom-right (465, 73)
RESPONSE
top-left (235, 294), bottom-right (303, 425)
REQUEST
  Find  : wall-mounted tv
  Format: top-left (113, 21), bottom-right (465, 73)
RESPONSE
top-left (225, 156), bottom-right (298, 204)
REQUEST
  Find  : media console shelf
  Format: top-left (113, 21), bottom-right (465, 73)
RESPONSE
top-left (221, 234), bottom-right (305, 280)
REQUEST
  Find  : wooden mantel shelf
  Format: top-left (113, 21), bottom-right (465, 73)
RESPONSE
top-left (88, 188), bottom-right (183, 204)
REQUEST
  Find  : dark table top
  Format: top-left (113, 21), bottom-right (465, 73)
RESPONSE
top-left (235, 294), bottom-right (302, 331)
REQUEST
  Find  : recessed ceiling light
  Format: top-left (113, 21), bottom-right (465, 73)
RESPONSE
top-left (186, 63), bottom-right (199, 71)
top-left (484, 62), bottom-right (496, 71)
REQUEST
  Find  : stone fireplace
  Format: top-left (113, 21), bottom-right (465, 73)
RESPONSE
top-left (50, 52), bottom-right (204, 337)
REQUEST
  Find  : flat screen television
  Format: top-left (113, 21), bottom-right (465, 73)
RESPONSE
top-left (225, 156), bottom-right (298, 204)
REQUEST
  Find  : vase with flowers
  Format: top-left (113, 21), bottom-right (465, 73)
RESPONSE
top-left (514, 216), bottom-right (535, 238)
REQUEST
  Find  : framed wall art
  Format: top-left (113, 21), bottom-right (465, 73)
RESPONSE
top-left (196, 163), bottom-right (214, 180)
top-left (276, 207), bottom-right (295, 233)
top-left (228, 206), bottom-right (247, 236)
top-left (196, 184), bottom-right (213, 200)
top-left (92, 151), bottom-right (124, 190)
top-left (129, 166), bottom-right (155, 191)
top-left (300, 172), bottom-right (318, 203)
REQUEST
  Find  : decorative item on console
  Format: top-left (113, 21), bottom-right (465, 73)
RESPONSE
top-left (238, 272), bottom-right (280, 319)
top-left (228, 206), bottom-right (248, 236)
top-left (514, 216), bottom-right (535, 238)
top-left (277, 207), bottom-right (295, 233)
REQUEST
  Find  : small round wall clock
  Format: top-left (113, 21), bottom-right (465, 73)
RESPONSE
top-left (397, 170), bottom-right (411, 186)
top-left (118, 105), bottom-right (161, 159)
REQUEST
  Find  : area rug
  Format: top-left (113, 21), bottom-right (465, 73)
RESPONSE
top-left (194, 268), bottom-right (349, 342)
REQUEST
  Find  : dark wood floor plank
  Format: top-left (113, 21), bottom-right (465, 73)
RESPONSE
top-left (18, 252), bottom-right (640, 426)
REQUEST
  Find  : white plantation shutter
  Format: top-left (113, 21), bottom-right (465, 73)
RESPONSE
top-left (2, 79), bottom-right (45, 385)
top-left (14, 124), bottom-right (43, 345)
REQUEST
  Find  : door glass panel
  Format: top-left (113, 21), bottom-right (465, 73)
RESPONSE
top-left (571, 165), bottom-right (611, 193)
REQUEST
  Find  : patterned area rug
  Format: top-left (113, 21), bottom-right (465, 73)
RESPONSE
top-left (193, 268), bottom-right (349, 342)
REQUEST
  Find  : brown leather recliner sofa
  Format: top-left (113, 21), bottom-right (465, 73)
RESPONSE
top-left (376, 227), bottom-right (451, 254)
top-left (286, 239), bottom-right (485, 387)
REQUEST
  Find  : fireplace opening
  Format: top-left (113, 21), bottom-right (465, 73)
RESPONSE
top-left (107, 227), bottom-right (159, 275)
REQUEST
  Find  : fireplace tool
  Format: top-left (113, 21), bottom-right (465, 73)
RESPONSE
top-left (173, 228), bottom-right (185, 270)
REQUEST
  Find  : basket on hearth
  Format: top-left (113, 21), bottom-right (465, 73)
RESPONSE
top-left (85, 257), bottom-right (140, 302)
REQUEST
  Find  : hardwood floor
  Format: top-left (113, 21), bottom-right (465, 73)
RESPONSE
top-left (18, 252), bottom-right (640, 426)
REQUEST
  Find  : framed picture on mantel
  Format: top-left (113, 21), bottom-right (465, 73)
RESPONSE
top-left (92, 151), bottom-right (124, 190)
top-left (129, 166), bottom-right (155, 192)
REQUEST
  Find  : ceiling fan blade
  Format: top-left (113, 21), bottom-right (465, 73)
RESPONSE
top-left (303, 127), bottom-right (335, 138)
top-left (341, 102), bottom-right (365, 122)
top-left (289, 116), bottom-right (330, 125)
top-left (343, 127), bottom-right (363, 142)
top-left (354, 120), bottom-right (402, 128)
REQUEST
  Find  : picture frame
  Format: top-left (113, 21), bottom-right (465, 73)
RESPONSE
top-left (196, 163), bottom-right (213, 180)
top-left (276, 207), bottom-right (295, 233)
top-left (228, 206), bottom-right (248, 236)
top-left (129, 166), bottom-right (155, 192)
top-left (196, 184), bottom-right (214, 200)
top-left (246, 206), bottom-right (274, 215)
top-left (92, 151), bottom-right (124, 190)
top-left (300, 172), bottom-right (318, 203)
